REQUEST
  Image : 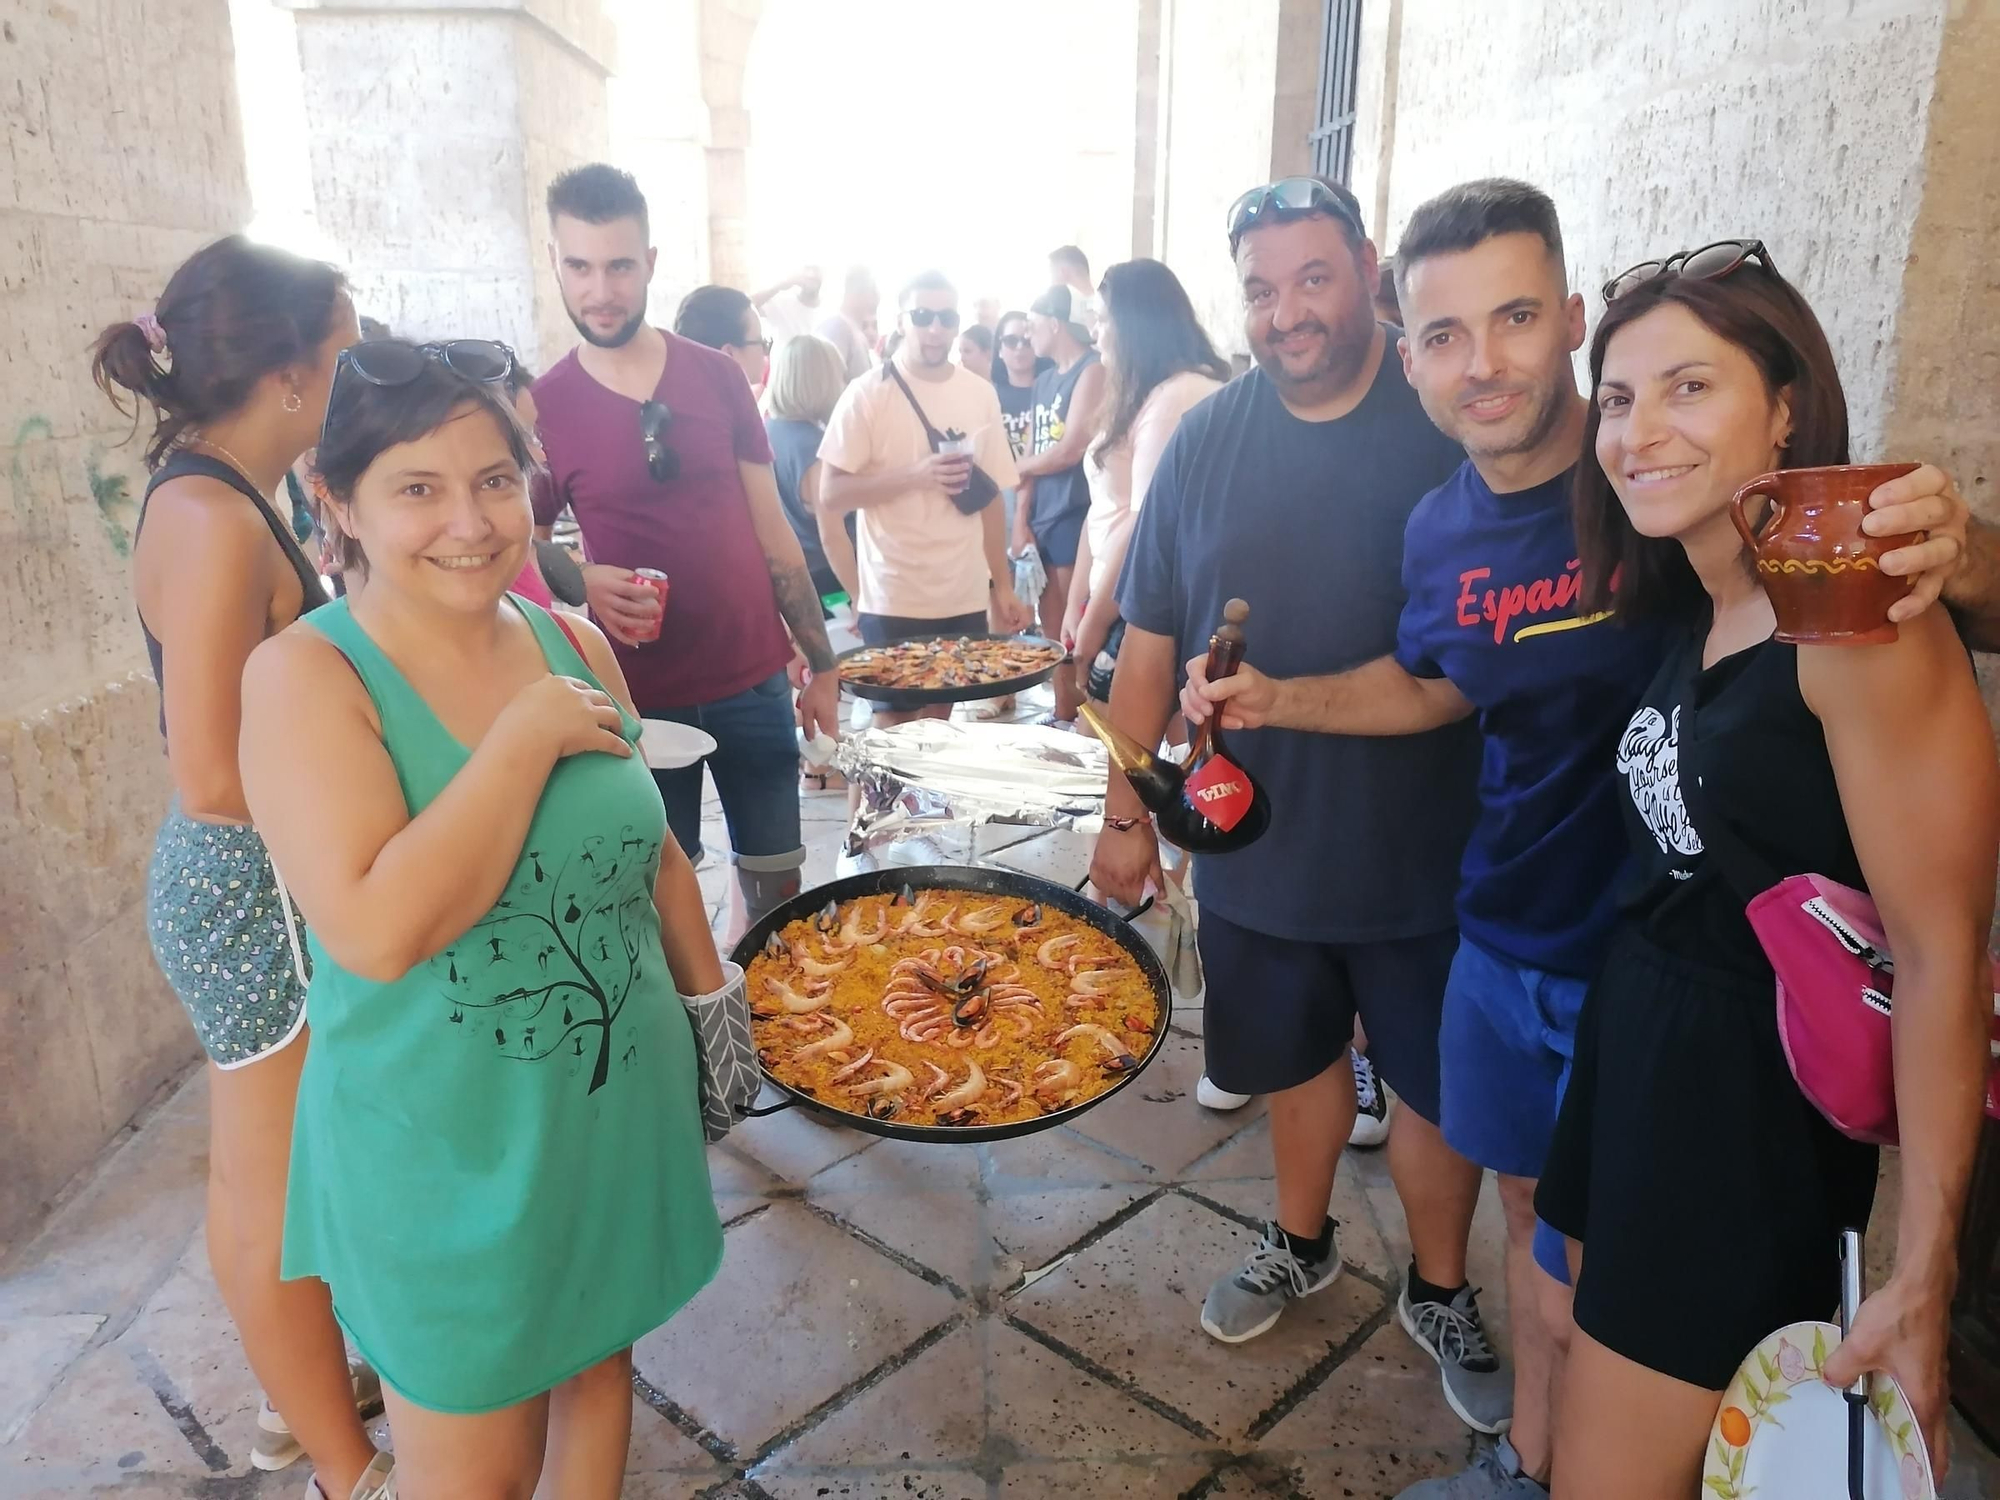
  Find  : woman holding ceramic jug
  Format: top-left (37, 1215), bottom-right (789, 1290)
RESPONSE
top-left (1535, 243), bottom-right (1999, 1495)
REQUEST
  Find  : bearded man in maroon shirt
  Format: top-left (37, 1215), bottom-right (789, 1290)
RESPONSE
top-left (532, 164), bottom-right (838, 923)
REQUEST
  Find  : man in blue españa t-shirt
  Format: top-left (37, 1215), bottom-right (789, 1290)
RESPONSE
top-left (1184, 180), bottom-right (1971, 1499)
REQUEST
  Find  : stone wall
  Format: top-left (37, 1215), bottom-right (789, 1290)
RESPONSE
top-left (1152, 0), bottom-right (1332, 358)
top-left (1348, 0), bottom-right (1955, 458)
top-left (0, 0), bottom-right (250, 1245)
top-left (286, 0), bottom-right (614, 373)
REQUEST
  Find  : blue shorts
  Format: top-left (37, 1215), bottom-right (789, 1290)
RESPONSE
top-left (1439, 937), bottom-right (1588, 1283)
top-left (646, 671), bottom-right (804, 872)
top-left (1197, 909), bottom-right (1456, 1124)
top-left (1030, 505), bottom-right (1086, 570)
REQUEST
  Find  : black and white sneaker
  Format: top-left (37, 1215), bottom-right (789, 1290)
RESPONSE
top-left (1347, 1048), bottom-right (1390, 1148)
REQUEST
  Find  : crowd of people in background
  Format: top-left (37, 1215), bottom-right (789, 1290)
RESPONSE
top-left (94, 148), bottom-right (2000, 1500)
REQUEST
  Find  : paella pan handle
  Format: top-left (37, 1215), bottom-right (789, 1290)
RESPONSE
top-left (741, 1098), bottom-right (797, 1119)
top-left (1073, 872), bottom-right (1154, 922)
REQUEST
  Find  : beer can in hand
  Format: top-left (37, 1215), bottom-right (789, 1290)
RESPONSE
top-left (633, 568), bottom-right (670, 643)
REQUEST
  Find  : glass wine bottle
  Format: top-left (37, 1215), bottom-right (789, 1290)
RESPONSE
top-left (1078, 599), bottom-right (1271, 854)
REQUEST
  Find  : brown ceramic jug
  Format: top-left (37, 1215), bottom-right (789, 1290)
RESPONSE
top-left (1729, 463), bottom-right (1921, 646)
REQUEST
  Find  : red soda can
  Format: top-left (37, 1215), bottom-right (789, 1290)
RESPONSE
top-left (632, 568), bottom-right (670, 642)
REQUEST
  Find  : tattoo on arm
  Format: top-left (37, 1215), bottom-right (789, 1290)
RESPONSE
top-left (770, 562), bottom-right (836, 672)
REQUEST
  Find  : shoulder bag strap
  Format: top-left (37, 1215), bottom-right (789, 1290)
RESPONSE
top-left (882, 361), bottom-right (944, 445)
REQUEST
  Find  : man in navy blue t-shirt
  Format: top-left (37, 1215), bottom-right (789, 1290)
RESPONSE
top-left (1093, 177), bottom-right (1505, 1430)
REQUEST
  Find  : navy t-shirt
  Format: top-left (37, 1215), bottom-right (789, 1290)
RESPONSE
top-left (1394, 462), bottom-right (1667, 975)
top-left (1118, 354), bottom-right (1480, 944)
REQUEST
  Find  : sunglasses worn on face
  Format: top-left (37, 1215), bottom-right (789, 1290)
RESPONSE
top-left (998, 333), bottom-right (1031, 351)
top-left (1602, 239), bottom-right (1776, 303)
top-left (320, 337), bottom-right (515, 450)
top-left (906, 307), bottom-right (962, 330)
top-left (1225, 177), bottom-right (1365, 248)
top-left (640, 400), bottom-right (679, 483)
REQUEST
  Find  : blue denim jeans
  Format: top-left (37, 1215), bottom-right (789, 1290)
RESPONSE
top-left (646, 671), bottom-right (804, 884)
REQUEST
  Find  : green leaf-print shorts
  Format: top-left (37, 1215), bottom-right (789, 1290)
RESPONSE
top-left (146, 802), bottom-right (310, 1068)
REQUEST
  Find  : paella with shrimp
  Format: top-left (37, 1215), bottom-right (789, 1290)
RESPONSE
top-left (746, 886), bottom-right (1160, 1129)
top-left (837, 636), bottom-right (1064, 693)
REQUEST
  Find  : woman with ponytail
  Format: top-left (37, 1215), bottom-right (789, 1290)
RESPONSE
top-left (93, 237), bottom-right (391, 1499)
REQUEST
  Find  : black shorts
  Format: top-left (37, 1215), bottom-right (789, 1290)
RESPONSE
top-left (1197, 909), bottom-right (1456, 1123)
top-left (1030, 506), bottom-right (1087, 569)
top-left (856, 609), bottom-right (988, 647)
top-left (1536, 930), bottom-right (1879, 1390)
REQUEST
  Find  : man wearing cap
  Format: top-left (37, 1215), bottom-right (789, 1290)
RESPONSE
top-left (1015, 285), bottom-right (1106, 721)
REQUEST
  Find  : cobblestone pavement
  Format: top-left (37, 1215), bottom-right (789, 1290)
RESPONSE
top-left (7, 764), bottom-right (2000, 1498)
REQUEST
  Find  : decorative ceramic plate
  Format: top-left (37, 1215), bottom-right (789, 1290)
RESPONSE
top-left (638, 720), bottom-right (717, 771)
top-left (1703, 1320), bottom-right (1934, 1499)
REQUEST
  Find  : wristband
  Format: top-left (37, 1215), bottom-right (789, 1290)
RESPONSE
top-left (1105, 815), bottom-right (1147, 832)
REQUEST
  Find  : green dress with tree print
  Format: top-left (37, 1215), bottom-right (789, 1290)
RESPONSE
top-left (281, 596), bottom-right (722, 1413)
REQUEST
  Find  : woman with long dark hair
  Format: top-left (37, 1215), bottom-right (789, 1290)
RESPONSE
top-left (239, 344), bottom-right (724, 1495)
top-left (91, 238), bottom-right (391, 1499)
top-left (1536, 247), bottom-right (1997, 1494)
top-left (1063, 259), bottom-right (1228, 701)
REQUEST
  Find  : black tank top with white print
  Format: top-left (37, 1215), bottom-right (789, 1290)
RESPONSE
top-left (1613, 623), bottom-right (1867, 979)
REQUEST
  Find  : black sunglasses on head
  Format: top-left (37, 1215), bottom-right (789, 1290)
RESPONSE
top-left (1225, 177), bottom-right (1365, 249)
top-left (320, 337), bottom-right (515, 450)
top-left (1602, 239), bottom-right (1777, 303)
top-left (906, 307), bottom-right (962, 330)
top-left (640, 400), bottom-right (679, 483)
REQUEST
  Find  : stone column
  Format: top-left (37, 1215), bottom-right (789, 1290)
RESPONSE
top-left (0, 0), bottom-right (250, 1239)
top-left (609, 0), bottom-right (711, 303)
top-left (282, 0), bottom-right (617, 372)
top-left (700, 0), bottom-right (762, 292)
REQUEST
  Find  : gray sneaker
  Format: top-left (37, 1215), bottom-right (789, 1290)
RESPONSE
top-left (1398, 1278), bottom-right (1513, 1433)
top-left (1394, 1437), bottom-right (1547, 1498)
top-left (1199, 1221), bottom-right (1341, 1343)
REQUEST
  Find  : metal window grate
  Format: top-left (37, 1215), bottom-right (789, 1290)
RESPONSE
top-left (1309, 0), bottom-right (1363, 185)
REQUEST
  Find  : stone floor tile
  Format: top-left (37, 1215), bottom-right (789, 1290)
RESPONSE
top-left (632, 1202), bottom-right (958, 1457)
top-left (987, 1319), bottom-right (1213, 1461)
top-left (0, 1074), bottom-right (208, 1323)
top-left (1066, 1031), bottom-right (1266, 1177)
top-left (755, 1471), bottom-right (987, 1500)
top-left (1183, 1115), bottom-right (1270, 1181)
top-left (987, 1185), bottom-right (1153, 1294)
top-left (726, 1103), bottom-right (877, 1185)
top-left (1008, 1193), bottom-right (1387, 1441)
top-left (621, 1474), bottom-right (726, 1500)
top-left (983, 1127), bottom-right (1156, 1188)
top-left (1284, 1442), bottom-right (1471, 1498)
top-left (9, 1344), bottom-right (220, 1484)
top-left (1261, 1322), bottom-right (1473, 1486)
top-left (810, 1137), bottom-right (983, 1197)
top-left (0, 1312), bottom-right (104, 1443)
top-left (806, 1190), bottom-right (982, 1293)
top-left (627, 1393), bottom-right (725, 1476)
top-left (1185, 1169), bottom-right (1393, 1287)
top-left (763, 1319), bottom-right (983, 1465)
top-left (121, 1237), bottom-right (269, 1472)
top-left (994, 1456), bottom-right (1216, 1495)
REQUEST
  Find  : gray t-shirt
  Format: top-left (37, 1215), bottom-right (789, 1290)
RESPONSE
top-left (1117, 353), bottom-right (1480, 943)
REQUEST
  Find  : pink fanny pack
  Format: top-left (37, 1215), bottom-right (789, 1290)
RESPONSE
top-left (1685, 763), bottom-right (2000, 1146)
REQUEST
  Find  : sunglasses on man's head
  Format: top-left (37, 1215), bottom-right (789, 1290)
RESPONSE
top-left (1225, 177), bottom-right (1365, 249)
top-left (998, 333), bottom-right (1032, 351)
top-left (319, 337), bottom-right (515, 451)
top-left (906, 307), bottom-right (962, 330)
top-left (640, 400), bottom-right (679, 484)
top-left (1601, 239), bottom-right (1777, 303)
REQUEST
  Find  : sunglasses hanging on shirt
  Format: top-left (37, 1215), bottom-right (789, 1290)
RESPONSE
top-left (640, 400), bottom-right (679, 484)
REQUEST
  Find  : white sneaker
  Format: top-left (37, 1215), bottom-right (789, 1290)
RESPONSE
top-left (305, 1451), bottom-right (396, 1500)
top-left (1348, 1049), bottom-right (1391, 1148)
top-left (1196, 1075), bottom-right (1252, 1110)
top-left (254, 1360), bottom-right (384, 1471)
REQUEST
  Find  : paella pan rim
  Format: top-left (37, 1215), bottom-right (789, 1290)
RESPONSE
top-left (728, 864), bottom-right (1174, 1144)
top-left (834, 631), bottom-right (1067, 708)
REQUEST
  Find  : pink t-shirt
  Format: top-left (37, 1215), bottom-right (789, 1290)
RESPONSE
top-left (1081, 369), bottom-right (1221, 599)
top-left (817, 361), bottom-right (1020, 619)
top-left (533, 331), bottom-right (790, 710)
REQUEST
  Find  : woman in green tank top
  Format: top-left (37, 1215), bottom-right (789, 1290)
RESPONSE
top-left (238, 345), bottom-right (725, 1496)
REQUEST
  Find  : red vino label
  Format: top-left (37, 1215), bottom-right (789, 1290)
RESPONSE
top-left (1184, 754), bottom-right (1253, 832)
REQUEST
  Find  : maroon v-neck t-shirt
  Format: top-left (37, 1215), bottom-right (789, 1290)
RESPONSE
top-left (533, 330), bottom-right (790, 711)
